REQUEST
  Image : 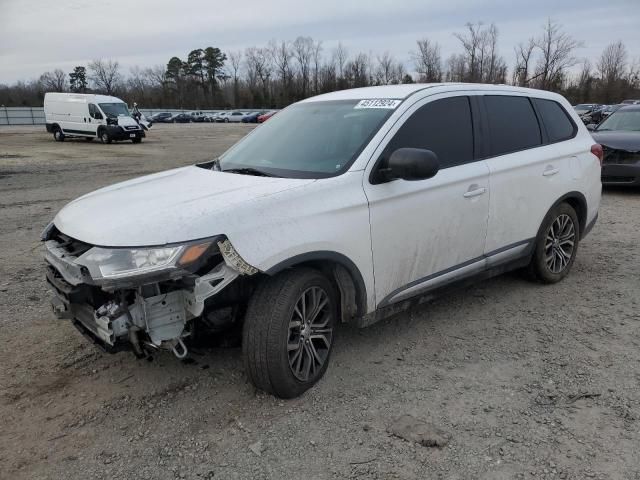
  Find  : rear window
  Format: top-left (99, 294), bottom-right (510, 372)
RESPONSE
top-left (485, 96), bottom-right (542, 156)
top-left (534, 99), bottom-right (576, 143)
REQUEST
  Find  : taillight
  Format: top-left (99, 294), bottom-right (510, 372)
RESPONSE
top-left (591, 144), bottom-right (603, 166)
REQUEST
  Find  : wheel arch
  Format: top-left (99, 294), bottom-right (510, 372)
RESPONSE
top-left (549, 191), bottom-right (588, 239)
top-left (264, 251), bottom-right (367, 322)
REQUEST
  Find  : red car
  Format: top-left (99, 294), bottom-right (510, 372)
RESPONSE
top-left (257, 110), bottom-right (277, 123)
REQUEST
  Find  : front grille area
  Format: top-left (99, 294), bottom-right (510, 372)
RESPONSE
top-left (124, 125), bottom-right (139, 131)
top-left (602, 147), bottom-right (640, 165)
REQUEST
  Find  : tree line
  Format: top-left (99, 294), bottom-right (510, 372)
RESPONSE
top-left (1, 19), bottom-right (638, 108)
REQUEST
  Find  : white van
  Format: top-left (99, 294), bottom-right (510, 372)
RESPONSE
top-left (44, 93), bottom-right (145, 144)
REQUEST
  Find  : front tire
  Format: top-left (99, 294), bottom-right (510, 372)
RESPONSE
top-left (527, 203), bottom-right (580, 283)
top-left (243, 269), bottom-right (337, 398)
top-left (99, 130), bottom-right (111, 144)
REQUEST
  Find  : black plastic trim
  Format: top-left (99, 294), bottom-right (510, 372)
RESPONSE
top-left (265, 251), bottom-right (367, 316)
top-left (582, 212), bottom-right (598, 239)
top-left (378, 238), bottom-right (534, 308)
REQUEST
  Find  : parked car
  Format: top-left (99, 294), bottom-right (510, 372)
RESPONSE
top-left (171, 113), bottom-right (192, 123)
top-left (225, 111), bottom-right (247, 123)
top-left (257, 110), bottom-right (277, 123)
top-left (241, 111), bottom-right (266, 123)
top-left (214, 112), bottom-right (230, 122)
top-left (149, 112), bottom-right (174, 123)
top-left (580, 105), bottom-right (607, 125)
top-left (589, 105), bottom-right (640, 186)
top-left (621, 99), bottom-right (640, 105)
top-left (44, 92), bottom-right (145, 144)
top-left (202, 113), bottom-right (217, 122)
top-left (43, 84), bottom-right (601, 398)
top-left (600, 104), bottom-right (624, 120)
top-left (188, 111), bottom-right (207, 123)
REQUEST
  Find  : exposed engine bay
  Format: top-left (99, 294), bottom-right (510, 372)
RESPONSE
top-left (43, 225), bottom-right (257, 359)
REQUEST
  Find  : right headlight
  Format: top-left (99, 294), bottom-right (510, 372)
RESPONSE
top-left (75, 242), bottom-right (213, 281)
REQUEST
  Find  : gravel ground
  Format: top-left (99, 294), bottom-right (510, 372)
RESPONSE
top-left (1, 124), bottom-right (639, 480)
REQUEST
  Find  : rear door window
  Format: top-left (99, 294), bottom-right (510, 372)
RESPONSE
top-left (383, 96), bottom-right (474, 169)
top-left (533, 98), bottom-right (576, 143)
top-left (485, 96), bottom-right (542, 156)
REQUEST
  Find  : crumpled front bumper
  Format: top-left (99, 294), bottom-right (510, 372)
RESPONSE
top-left (43, 237), bottom-right (242, 357)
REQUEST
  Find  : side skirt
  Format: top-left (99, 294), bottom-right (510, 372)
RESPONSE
top-left (355, 244), bottom-right (533, 328)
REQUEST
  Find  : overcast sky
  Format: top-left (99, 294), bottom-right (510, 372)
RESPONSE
top-left (1, 0), bottom-right (639, 84)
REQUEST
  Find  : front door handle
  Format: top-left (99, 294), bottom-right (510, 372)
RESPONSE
top-left (543, 166), bottom-right (559, 177)
top-left (463, 185), bottom-right (487, 198)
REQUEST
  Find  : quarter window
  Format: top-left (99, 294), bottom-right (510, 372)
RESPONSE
top-left (533, 98), bottom-right (576, 143)
top-left (383, 96), bottom-right (474, 169)
top-left (485, 96), bottom-right (541, 156)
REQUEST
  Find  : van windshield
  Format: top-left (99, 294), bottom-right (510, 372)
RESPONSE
top-left (218, 100), bottom-right (395, 178)
top-left (99, 103), bottom-right (130, 118)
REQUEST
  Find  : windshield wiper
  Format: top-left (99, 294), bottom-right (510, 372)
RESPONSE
top-left (222, 167), bottom-right (276, 177)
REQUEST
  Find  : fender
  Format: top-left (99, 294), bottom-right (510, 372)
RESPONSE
top-left (265, 251), bottom-right (367, 317)
top-left (545, 191), bottom-right (589, 239)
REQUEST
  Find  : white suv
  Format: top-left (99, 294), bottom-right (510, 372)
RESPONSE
top-left (43, 84), bottom-right (602, 398)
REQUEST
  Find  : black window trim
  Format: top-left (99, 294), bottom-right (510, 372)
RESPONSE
top-left (368, 94), bottom-right (479, 184)
top-left (531, 97), bottom-right (578, 145)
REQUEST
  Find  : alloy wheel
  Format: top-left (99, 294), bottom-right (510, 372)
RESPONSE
top-left (544, 214), bottom-right (575, 274)
top-left (287, 286), bottom-right (333, 382)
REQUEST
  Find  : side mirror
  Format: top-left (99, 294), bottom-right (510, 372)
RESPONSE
top-left (377, 148), bottom-right (440, 183)
top-left (586, 123), bottom-right (597, 131)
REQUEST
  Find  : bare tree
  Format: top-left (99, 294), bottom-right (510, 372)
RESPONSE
top-left (597, 41), bottom-right (627, 88)
top-left (376, 51), bottom-right (396, 85)
top-left (310, 40), bottom-right (323, 94)
top-left (333, 42), bottom-right (349, 80)
top-left (228, 51), bottom-right (243, 107)
top-left (513, 39), bottom-right (536, 86)
top-left (39, 69), bottom-right (66, 91)
top-left (453, 22), bottom-right (484, 82)
top-left (88, 59), bottom-right (121, 95)
top-left (245, 47), bottom-right (272, 103)
top-left (269, 40), bottom-right (293, 103)
top-left (293, 36), bottom-right (314, 97)
top-left (445, 54), bottom-right (467, 82)
top-left (412, 39), bottom-right (442, 82)
top-left (533, 19), bottom-right (582, 90)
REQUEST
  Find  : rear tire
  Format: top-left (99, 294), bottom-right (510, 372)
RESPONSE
top-left (53, 128), bottom-right (64, 142)
top-left (242, 268), bottom-right (337, 398)
top-left (527, 203), bottom-right (580, 283)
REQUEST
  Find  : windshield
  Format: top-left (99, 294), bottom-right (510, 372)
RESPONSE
top-left (597, 110), bottom-right (640, 132)
top-left (99, 103), bottom-right (130, 118)
top-left (219, 100), bottom-right (395, 178)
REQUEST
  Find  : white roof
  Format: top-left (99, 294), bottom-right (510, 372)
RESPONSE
top-left (44, 92), bottom-right (125, 103)
top-left (300, 83), bottom-right (563, 103)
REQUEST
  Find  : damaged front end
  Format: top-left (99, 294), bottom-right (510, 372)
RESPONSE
top-left (43, 224), bottom-right (256, 359)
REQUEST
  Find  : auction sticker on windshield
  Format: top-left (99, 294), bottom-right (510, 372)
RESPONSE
top-left (354, 99), bottom-right (402, 109)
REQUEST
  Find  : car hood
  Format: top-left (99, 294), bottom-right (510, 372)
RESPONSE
top-left (591, 130), bottom-right (640, 152)
top-left (54, 166), bottom-right (315, 247)
top-left (115, 115), bottom-right (138, 127)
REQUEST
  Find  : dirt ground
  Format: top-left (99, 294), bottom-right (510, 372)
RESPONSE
top-left (1, 124), bottom-right (639, 480)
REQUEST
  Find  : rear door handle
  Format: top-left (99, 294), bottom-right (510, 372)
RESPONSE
top-left (543, 166), bottom-right (559, 177)
top-left (463, 185), bottom-right (487, 198)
